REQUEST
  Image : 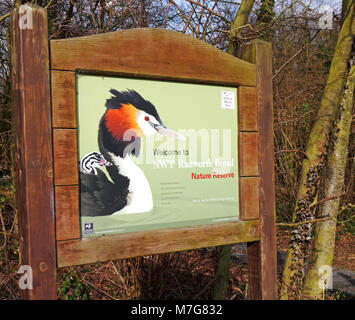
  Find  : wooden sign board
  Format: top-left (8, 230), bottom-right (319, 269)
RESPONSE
top-left (10, 4), bottom-right (277, 300)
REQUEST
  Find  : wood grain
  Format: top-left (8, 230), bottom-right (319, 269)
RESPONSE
top-left (51, 71), bottom-right (76, 128)
top-left (50, 28), bottom-right (256, 87)
top-left (239, 132), bottom-right (259, 176)
top-left (53, 129), bottom-right (78, 185)
top-left (57, 220), bottom-right (260, 267)
top-left (10, 4), bottom-right (57, 299)
top-left (240, 177), bottom-right (260, 220)
top-left (55, 186), bottom-right (80, 241)
top-left (246, 241), bottom-right (262, 298)
top-left (238, 86), bottom-right (257, 131)
top-left (243, 40), bottom-right (277, 300)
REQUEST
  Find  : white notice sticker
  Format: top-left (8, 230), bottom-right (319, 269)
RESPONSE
top-left (221, 91), bottom-right (235, 109)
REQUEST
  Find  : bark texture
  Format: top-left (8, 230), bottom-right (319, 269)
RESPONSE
top-left (302, 61), bottom-right (355, 300)
top-left (227, 0), bottom-right (255, 56)
top-left (280, 0), bottom-right (355, 299)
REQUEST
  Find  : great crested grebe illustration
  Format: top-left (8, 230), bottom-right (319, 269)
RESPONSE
top-left (80, 89), bottom-right (185, 217)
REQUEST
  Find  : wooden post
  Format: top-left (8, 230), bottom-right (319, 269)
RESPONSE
top-left (10, 4), bottom-right (57, 299)
top-left (243, 40), bottom-right (278, 299)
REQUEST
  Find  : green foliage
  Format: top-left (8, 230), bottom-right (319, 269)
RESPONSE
top-left (299, 103), bottom-right (311, 136)
top-left (257, 0), bottom-right (275, 24)
top-left (256, 0), bottom-right (275, 41)
top-left (317, 45), bottom-right (334, 71)
top-left (337, 205), bottom-right (355, 237)
top-left (0, 184), bottom-right (15, 210)
top-left (328, 289), bottom-right (353, 300)
top-left (58, 268), bottom-right (90, 300)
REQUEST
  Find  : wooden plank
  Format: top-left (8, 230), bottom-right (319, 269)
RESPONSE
top-left (50, 28), bottom-right (256, 87)
top-left (53, 129), bottom-right (78, 185)
top-left (51, 70), bottom-right (76, 128)
top-left (240, 177), bottom-right (260, 220)
top-left (238, 86), bottom-right (257, 131)
top-left (239, 132), bottom-right (259, 176)
top-left (246, 241), bottom-right (262, 299)
top-left (57, 220), bottom-right (260, 267)
top-left (55, 186), bottom-right (80, 241)
top-left (243, 40), bottom-right (277, 300)
top-left (10, 4), bottom-right (57, 299)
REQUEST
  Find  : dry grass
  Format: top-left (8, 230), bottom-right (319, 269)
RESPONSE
top-left (56, 250), bottom-right (248, 300)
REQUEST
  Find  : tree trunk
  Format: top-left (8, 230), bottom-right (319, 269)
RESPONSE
top-left (213, 244), bottom-right (232, 299)
top-left (213, 0), bottom-right (255, 300)
top-left (280, 0), bottom-right (355, 300)
top-left (257, 0), bottom-right (275, 43)
top-left (257, 0), bottom-right (275, 24)
top-left (227, 0), bottom-right (255, 56)
top-left (301, 60), bottom-right (355, 300)
top-left (342, 0), bottom-right (351, 26)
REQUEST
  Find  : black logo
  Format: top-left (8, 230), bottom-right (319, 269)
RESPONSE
top-left (84, 222), bottom-right (94, 234)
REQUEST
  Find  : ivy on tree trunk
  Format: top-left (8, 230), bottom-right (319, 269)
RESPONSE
top-left (302, 60), bottom-right (355, 300)
top-left (280, 0), bottom-right (355, 300)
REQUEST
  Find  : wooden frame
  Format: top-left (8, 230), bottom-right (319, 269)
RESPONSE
top-left (10, 5), bottom-right (56, 300)
top-left (11, 4), bottom-right (277, 300)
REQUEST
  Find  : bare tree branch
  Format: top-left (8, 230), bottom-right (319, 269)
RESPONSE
top-left (0, 12), bottom-right (10, 24)
top-left (184, 0), bottom-right (230, 23)
top-left (273, 29), bottom-right (320, 80)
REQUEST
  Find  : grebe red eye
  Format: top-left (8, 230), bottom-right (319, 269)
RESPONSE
top-left (144, 116), bottom-right (150, 121)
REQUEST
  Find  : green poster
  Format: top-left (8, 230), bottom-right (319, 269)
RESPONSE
top-left (77, 74), bottom-right (239, 237)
